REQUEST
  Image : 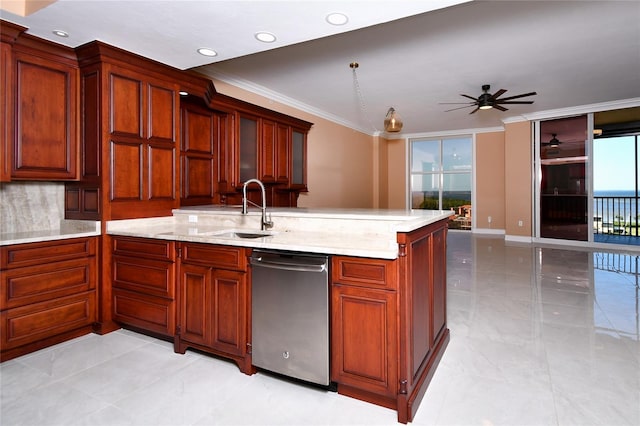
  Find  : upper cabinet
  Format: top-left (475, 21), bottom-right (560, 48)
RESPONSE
top-left (65, 41), bottom-right (214, 220)
top-left (208, 94), bottom-right (312, 207)
top-left (1, 22), bottom-right (79, 181)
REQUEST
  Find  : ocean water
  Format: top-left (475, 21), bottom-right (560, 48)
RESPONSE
top-left (594, 190), bottom-right (639, 222)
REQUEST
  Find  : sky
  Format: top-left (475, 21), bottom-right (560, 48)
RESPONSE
top-left (593, 136), bottom-right (636, 192)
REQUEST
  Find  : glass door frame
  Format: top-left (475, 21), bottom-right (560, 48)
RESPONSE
top-left (533, 113), bottom-right (595, 245)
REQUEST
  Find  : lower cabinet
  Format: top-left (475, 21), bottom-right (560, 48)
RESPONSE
top-left (331, 256), bottom-right (399, 407)
top-left (112, 236), bottom-right (176, 338)
top-left (331, 220), bottom-right (450, 424)
top-left (175, 243), bottom-right (251, 373)
top-left (0, 237), bottom-right (97, 361)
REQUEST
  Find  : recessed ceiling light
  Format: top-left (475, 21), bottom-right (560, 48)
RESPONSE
top-left (197, 47), bottom-right (217, 57)
top-left (326, 12), bottom-right (348, 26)
top-left (179, 91), bottom-right (188, 96)
top-left (52, 30), bottom-right (69, 38)
top-left (255, 32), bottom-right (276, 43)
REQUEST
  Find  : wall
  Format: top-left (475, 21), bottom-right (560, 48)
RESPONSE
top-left (211, 80), bottom-right (375, 209)
top-left (384, 137), bottom-right (407, 209)
top-left (504, 121), bottom-right (533, 238)
top-left (475, 131), bottom-right (506, 231)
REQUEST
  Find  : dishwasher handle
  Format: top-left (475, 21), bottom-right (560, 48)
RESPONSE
top-left (250, 254), bottom-right (328, 273)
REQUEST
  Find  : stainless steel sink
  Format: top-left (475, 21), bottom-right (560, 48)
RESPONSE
top-left (200, 229), bottom-right (277, 239)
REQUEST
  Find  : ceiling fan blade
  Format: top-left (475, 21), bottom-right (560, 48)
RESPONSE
top-left (496, 91), bottom-right (537, 101)
top-left (469, 106), bottom-right (480, 114)
top-left (444, 105), bottom-right (475, 112)
top-left (491, 89), bottom-right (507, 99)
top-left (460, 94), bottom-right (478, 101)
top-left (493, 104), bottom-right (508, 111)
top-left (439, 102), bottom-right (476, 105)
top-left (496, 100), bottom-right (534, 105)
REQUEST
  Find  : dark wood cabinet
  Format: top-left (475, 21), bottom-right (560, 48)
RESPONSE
top-left (331, 220), bottom-right (450, 424)
top-left (0, 23), bottom-right (79, 182)
top-left (66, 45), bottom-right (180, 221)
top-left (209, 94), bottom-right (312, 207)
top-left (175, 243), bottom-right (251, 373)
top-left (331, 257), bottom-right (399, 405)
top-left (112, 236), bottom-right (176, 338)
top-left (180, 100), bottom-right (225, 205)
top-left (0, 237), bottom-right (97, 361)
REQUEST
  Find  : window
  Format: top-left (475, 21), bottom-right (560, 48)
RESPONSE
top-left (410, 136), bottom-right (472, 228)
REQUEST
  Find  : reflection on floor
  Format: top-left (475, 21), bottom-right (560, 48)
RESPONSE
top-left (1, 232), bottom-right (639, 425)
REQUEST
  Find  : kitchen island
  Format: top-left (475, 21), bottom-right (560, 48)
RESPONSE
top-left (106, 206), bottom-right (452, 424)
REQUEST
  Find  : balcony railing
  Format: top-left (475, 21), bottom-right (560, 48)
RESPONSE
top-left (593, 196), bottom-right (640, 236)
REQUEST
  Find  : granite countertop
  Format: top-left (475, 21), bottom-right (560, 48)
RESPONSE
top-left (0, 220), bottom-right (101, 246)
top-left (107, 207), bottom-right (453, 259)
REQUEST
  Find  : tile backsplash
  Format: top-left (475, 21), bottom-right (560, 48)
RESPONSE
top-left (0, 182), bottom-right (65, 234)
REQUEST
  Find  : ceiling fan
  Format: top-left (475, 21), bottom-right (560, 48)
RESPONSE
top-left (442, 84), bottom-right (537, 114)
top-left (541, 134), bottom-right (562, 147)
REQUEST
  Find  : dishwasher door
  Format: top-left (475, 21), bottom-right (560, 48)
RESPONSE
top-left (250, 250), bottom-right (330, 386)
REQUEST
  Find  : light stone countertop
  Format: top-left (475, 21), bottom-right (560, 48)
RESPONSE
top-left (107, 207), bottom-right (453, 259)
top-left (0, 220), bottom-right (101, 246)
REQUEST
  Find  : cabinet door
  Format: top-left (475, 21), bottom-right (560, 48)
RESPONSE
top-left (211, 268), bottom-right (246, 356)
top-left (179, 263), bottom-right (211, 346)
top-left (12, 51), bottom-right (78, 180)
top-left (275, 123), bottom-right (290, 183)
top-left (238, 115), bottom-right (258, 183)
top-left (108, 68), bottom-right (179, 219)
top-left (331, 284), bottom-right (398, 397)
top-left (180, 102), bottom-right (218, 204)
top-left (260, 119), bottom-right (276, 182)
top-left (291, 129), bottom-right (306, 188)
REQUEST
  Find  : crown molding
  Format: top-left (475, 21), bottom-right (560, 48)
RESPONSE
top-left (208, 70), bottom-right (376, 136)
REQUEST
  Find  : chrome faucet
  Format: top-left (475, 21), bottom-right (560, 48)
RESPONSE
top-left (242, 178), bottom-right (273, 230)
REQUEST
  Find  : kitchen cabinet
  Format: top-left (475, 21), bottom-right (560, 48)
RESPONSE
top-left (0, 237), bottom-right (97, 361)
top-left (331, 257), bottom-right (399, 404)
top-left (180, 99), bottom-right (225, 206)
top-left (210, 94), bottom-right (312, 207)
top-left (175, 243), bottom-right (251, 374)
top-left (66, 42), bottom-right (180, 220)
top-left (0, 22), bottom-right (79, 181)
top-left (331, 221), bottom-right (450, 424)
top-left (112, 236), bottom-right (176, 338)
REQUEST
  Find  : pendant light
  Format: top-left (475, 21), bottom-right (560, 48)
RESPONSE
top-left (384, 107), bottom-right (403, 132)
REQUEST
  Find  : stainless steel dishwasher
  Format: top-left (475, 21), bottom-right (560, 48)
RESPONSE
top-left (250, 249), bottom-right (330, 386)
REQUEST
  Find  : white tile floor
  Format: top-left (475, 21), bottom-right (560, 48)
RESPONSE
top-left (2, 232), bottom-right (639, 425)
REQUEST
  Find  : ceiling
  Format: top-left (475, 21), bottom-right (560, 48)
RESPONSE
top-left (2, 0), bottom-right (639, 135)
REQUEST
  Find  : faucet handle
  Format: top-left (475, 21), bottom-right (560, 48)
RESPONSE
top-left (263, 212), bottom-right (274, 230)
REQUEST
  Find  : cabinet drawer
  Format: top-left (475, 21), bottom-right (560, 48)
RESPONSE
top-left (332, 257), bottom-right (397, 290)
top-left (113, 255), bottom-right (175, 299)
top-left (112, 236), bottom-right (175, 261)
top-left (1, 291), bottom-right (96, 350)
top-left (1, 237), bottom-right (96, 269)
top-left (1, 258), bottom-right (96, 310)
top-left (113, 288), bottom-right (175, 337)
top-left (181, 243), bottom-right (246, 271)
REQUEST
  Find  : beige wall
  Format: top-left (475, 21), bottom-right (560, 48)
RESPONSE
top-left (212, 80), bottom-right (374, 208)
top-left (384, 137), bottom-right (407, 209)
top-left (475, 131), bottom-right (506, 230)
top-left (213, 80), bottom-right (536, 234)
top-left (504, 121), bottom-right (533, 237)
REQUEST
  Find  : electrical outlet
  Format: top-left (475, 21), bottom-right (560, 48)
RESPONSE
top-left (488, 216), bottom-right (492, 223)
top-left (188, 215), bottom-right (198, 223)
top-left (518, 220), bottom-right (523, 227)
